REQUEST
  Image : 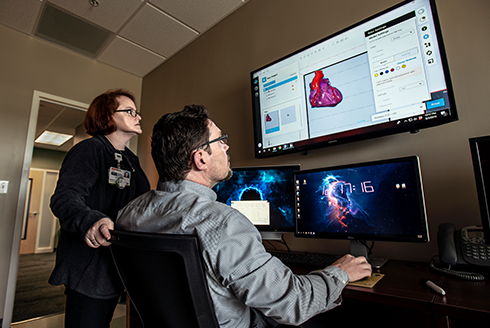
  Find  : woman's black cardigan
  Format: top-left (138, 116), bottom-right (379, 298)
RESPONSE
top-left (49, 135), bottom-right (150, 299)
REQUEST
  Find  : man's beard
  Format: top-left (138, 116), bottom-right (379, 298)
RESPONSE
top-left (221, 168), bottom-right (233, 182)
top-left (217, 155), bottom-right (233, 183)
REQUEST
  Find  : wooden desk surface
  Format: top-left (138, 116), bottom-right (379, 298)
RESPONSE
top-left (344, 260), bottom-right (441, 312)
top-left (289, 258), bottom-right (490, 325)
top-left (290, 259), bottom-right (440, 309)
top-left (434, 275), bottom-right (489, 322)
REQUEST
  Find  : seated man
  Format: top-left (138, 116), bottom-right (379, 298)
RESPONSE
top-left (116, 105), bottom-right (371, 328)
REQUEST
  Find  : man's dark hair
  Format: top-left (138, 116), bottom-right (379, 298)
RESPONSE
top-left (151, 105), bottom-right (210, 182)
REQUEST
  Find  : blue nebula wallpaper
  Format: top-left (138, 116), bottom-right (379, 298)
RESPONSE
top-left (214, 166), bottom-right (298, 231)
top-left (296, 159), bottom-right (427, 240)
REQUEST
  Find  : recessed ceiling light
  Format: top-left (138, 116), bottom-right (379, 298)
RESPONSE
top-left (35, 131), bottom-right (73, 146)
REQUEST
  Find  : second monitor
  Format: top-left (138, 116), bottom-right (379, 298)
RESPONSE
top-left (213, 165), bottom-right (300, 240)
top-left (294, 156), bottom-right (428, 267)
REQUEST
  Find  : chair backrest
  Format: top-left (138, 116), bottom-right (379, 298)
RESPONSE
top-left (109, 230), bottom-right (219, 328)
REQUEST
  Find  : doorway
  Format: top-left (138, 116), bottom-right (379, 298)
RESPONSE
top-left (20, 169), bottom-right (59, 255)
top-left (10, 91), bottom-right (88, 324)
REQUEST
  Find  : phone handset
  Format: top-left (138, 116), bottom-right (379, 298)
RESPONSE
top-left (430, 223), bottom-right (485, 281)
top-left (438, 223), bottom-right (459, 266)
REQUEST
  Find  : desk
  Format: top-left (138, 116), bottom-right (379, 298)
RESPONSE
top-left (433, 275), bottom-right (489, 327)
top-left (290, 260), bottom-right (489, 328)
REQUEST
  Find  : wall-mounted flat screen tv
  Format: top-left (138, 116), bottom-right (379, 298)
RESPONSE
top-left (251, 0), bottom-right (457, 158)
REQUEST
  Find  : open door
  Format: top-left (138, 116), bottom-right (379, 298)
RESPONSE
top-left (20, 169), bottom-right (59, 254)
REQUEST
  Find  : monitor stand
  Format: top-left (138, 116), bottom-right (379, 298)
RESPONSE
top-left (350, 240), bottom-right (388, 269)
top-left (260, 231), bottom-right (283, 241)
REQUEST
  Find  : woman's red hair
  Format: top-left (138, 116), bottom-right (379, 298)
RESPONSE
top-left (84, 89), bottom-right (136, 136)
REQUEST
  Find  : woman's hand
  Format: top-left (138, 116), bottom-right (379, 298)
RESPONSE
top-left (84, 218), bottom-right (114, 248)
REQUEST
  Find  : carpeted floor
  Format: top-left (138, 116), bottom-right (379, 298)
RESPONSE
top-left (13, 252), bottom-right (65, 323)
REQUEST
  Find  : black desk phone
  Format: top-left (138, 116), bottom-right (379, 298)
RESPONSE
top-left (432, 223), bottom-right (489, 281)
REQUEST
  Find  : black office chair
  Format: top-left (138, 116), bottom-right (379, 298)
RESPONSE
top-left (109, 229), bottom-right (219, 328)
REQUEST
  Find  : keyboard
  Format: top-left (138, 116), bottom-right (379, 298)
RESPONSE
top-left (268, 251), bottom-right (339, 268)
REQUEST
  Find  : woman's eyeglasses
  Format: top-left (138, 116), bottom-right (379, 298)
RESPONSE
top-left (114, 108), bottom-right (141, 118)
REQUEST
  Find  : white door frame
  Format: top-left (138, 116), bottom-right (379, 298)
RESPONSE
top-left (32, 169), bottom-right (60, 254)
top-left (3, 91), bottom-right (88, 328)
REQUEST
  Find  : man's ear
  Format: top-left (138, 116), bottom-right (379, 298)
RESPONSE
top-left (191, 149), bottom-right (208, 171)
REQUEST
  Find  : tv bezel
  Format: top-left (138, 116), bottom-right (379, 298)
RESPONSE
top-left (293, 156), bottom-right (429, 243)
top-left (251, 0), bottom-right (457, 159)
top-left (469, 136), bottom-right (490, 244)
top-left (213, 164), bottom-right (300, 233)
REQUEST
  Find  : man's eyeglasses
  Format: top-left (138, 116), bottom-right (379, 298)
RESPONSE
top-left (114, 108), bottom-right (141, 118)
top-left (197, 134), bottom-right (228, 151)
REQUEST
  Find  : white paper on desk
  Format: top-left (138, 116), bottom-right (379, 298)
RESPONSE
top-left (231, 200), bottom-right (270, 225)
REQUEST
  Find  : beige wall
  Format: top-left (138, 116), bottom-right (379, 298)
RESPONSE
top-left (30, 148), bottom-right (67, 171)
top-left (0, 25), bottom-right (142, 325)
top-left (139, 0), bottom-right (490, 263)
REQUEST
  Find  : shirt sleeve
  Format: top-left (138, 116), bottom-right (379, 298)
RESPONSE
top-left (215, 211), bottom-right (349, 326)
top-left (50, 140), bottom-right (107, 237)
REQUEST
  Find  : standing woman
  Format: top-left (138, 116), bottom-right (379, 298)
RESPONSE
top-left (49, 89), bottom-right (150, 328)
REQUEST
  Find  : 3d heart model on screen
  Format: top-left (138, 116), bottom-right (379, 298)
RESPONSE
top-left (309, 70), bottom-right (343, 108)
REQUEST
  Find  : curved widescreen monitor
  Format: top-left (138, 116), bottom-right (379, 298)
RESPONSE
top-left (251, 0), bottom-right (457, 158)
top-left (294, 156), bottom-right (428, 244)
top-left (213, 165), bottom-right (300, 239)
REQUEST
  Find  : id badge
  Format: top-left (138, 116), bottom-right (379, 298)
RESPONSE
top-left (108, 167), bottom-right (131, 189)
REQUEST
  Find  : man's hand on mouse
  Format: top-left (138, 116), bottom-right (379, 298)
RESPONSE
top-left (332, 254), bottom-right (372, 282)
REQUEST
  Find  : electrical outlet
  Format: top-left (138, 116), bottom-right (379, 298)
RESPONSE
top-left (0, 181), bottom-right (9, 194)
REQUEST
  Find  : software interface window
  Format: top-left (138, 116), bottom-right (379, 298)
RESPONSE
top-left (252, 0), bottom-right (448, 152)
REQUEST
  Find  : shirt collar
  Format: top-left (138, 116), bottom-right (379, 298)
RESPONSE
top-left (157, 179), bottom-right (217, 202)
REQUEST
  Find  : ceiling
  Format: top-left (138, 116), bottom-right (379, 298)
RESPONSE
top-left (1, 0), bottom-right (248, 152)
top-left (0, 0), bottom-right (248, 77)
top-left (36, 101), bottom-right (88, 152)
